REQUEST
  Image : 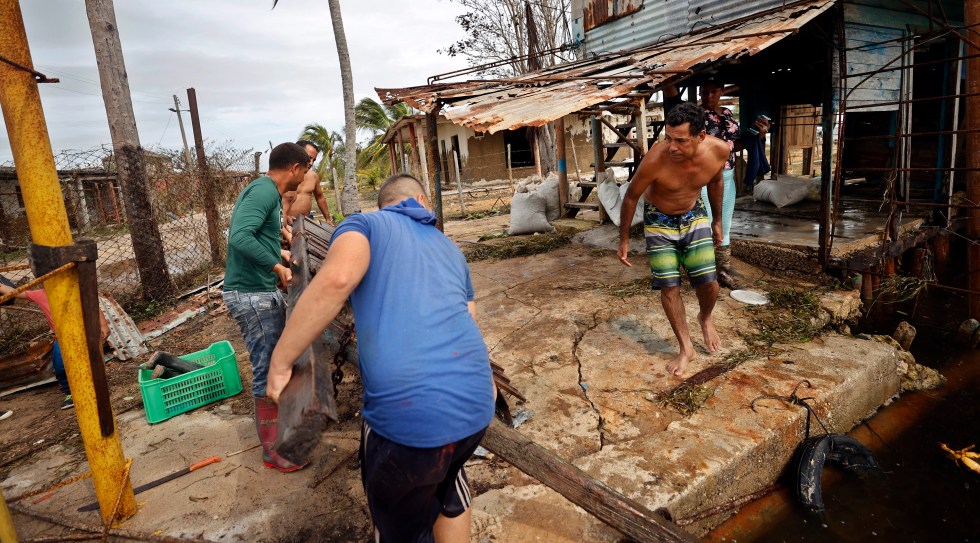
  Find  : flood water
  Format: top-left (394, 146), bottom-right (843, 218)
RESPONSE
top-left (711, 296), bottom-right (980, 542)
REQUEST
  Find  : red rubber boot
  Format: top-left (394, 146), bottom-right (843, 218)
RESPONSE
top-left (255, 397), bottom-right (308, 473)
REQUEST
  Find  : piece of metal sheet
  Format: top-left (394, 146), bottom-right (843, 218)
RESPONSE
top-left (377, 0), bottom-right (834, 134)
top-left (99, 295), bottom-right (148, 361)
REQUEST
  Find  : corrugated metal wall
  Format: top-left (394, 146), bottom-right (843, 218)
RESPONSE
top-left (582, 0), bottom-right (788, 54)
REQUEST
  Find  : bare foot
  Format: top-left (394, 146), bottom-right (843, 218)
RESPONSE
top-left (699, 313), bottom-right (721, 353)
top-left (666, 346), bottom-right (694, 376)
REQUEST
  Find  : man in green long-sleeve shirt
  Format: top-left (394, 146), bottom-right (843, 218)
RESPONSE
top-left (223, 141), bottom-right (309, 473)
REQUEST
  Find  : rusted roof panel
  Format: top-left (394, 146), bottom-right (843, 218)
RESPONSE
top-left (583, 0), bottom-right (644, 32)
top-left (377, 0), bottom-right (833, 134)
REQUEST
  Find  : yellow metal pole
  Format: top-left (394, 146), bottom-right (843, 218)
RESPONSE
top-left (0, 0), bottom-right (135, 524)
top-left (0, 488), bottom-right (17, 543)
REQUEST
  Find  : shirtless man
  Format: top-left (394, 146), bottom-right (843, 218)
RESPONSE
top-left (617, 101), bottom-right (729, 376)
top-left (283, 139), bottom-right (334, 226)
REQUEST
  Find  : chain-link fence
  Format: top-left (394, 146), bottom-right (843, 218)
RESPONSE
top-left (0, 144), bottom-right (260, 352)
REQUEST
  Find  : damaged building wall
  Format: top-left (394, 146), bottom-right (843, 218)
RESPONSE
top-left (432, 115), bottom-right (627, 184)
top-left (571, 0), bottom-right (798, 55)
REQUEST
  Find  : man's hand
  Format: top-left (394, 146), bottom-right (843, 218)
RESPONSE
top-left (617, 240), bottom-right (633, 267)
top-left (712, 221), bottom-right (723, 248)
top-left (273, 263), bottom-right (292, 288)
top-left (754, 118), bottom-right (770, 139)
top-left (281, 225), bottom-right (293, 244)
top-left (281, 249), bottom-right (292, 264)
top-left (326, 217), bottom-right (335, 227)
top-left (266, 364), bottom-right (293, 404)
top-left (284, 214), bottom-right (296, 227)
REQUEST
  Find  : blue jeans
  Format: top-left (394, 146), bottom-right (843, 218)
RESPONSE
top-left (52, 340), bottom-right (69, 394)
top-left (223, 290), bottom-right (286, 398)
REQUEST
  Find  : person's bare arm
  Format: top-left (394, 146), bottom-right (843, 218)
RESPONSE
top-left (313, 182), bottom-right (334, 226)
top-left (0, 283), bottom-right (28, 300)
top-left (617, 152), bottom-right (658, 266)
top-left (266, 231), bottom-right (370, 403)
top-left (467, 301), bottom-right (476, 320)
top-left (99, 310), bottom-right (110, 341)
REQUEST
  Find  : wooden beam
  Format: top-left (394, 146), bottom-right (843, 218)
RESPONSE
top-left (482, 419), bottom-right (698, 543)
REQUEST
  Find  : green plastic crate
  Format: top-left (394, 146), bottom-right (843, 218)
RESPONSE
top-left (139, 341), bottom-right (242, 424)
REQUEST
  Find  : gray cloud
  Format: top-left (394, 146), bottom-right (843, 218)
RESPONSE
top-left (1, 0), bottom-right (470, 165)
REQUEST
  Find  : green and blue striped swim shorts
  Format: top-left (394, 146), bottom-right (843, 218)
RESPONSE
top-left (644, 197), bottom-right (717, 289)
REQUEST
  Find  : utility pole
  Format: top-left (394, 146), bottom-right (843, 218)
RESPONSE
top-left (186, 87), bottom-right (223, 266)
top-left (85, 0), bottom-right (174, 301)
top-left (170, 95), bottom-right (193, 170)
top-left (966, 0), bottom-right (980, 317)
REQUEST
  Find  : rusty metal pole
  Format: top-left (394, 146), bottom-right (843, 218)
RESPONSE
top-left (0, 0), bottom-right (135, 523)
top-left (967, 0), bottom-right (980, 318)
top-left (186, 88), bottom-right (223, 266)
top-left (555, 116), bottom-right (569, 216)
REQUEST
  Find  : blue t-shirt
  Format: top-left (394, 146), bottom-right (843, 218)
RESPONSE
top-left (331, 199), bottom-right (494, 447)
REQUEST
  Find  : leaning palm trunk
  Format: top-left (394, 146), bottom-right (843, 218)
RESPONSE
top-left (328, 0), bottom-right (360, 214)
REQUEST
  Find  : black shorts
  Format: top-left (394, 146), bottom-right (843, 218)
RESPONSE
top-left (359, 421), bottom-right (487, 543)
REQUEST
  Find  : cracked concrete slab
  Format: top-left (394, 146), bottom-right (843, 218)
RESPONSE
top-left (469, 245), bottom-right (901, 540)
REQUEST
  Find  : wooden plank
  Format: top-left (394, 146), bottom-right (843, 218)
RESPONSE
top-left (275, 216), bottom-right (344, 465)
top-left (482, 419), bottom-right (698, 543)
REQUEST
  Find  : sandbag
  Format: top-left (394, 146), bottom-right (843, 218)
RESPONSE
top-left (538, 175), bottom-right (561, 221)
top-left (753, 178), bottom-right (812, 208)
top-left (597, 172), bottom-right (643, 227)
top-left (509, 191), bottom-right (555, 235)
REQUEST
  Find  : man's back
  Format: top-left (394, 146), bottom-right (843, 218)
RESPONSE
top-left (331, 200), bottom-right (494, 448)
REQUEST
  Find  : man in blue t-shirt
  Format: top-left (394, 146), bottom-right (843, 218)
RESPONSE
top-left (267, 173), bottom-right (494, 543)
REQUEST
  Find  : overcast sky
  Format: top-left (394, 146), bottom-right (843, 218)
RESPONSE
top-left (1, 0), bottom-right (471, 166)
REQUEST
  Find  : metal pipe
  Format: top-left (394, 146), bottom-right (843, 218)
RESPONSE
top-left (844, 90), bottom-right (980, 111)
top-left (0, 0), bottom-right (134, 523)
top-left (967, 0), bottom-right (980, 317)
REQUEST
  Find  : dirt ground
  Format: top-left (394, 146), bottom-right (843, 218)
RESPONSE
top-left (0, 185), bottom-right (900, 543)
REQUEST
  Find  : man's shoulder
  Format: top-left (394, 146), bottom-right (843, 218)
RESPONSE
top-left (703, 137), bottom-right (730, 164)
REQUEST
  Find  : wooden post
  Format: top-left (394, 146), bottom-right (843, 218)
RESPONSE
top-left (410, 120), bottom-right (430, 198)
top-left (948, 41), bottom-right (965, 227)
top-left (453, 149), bottom-right (465, 216)
top-left (556, 117), bottom-right (569, 216)
top-left (172, 95), bottom-right (193, 170)
top-left (532, 130), bottom-right (542, 178)
top-left (482, 420), bottom-right (698, 543)
top-left (408, 122), bottom-right (423, 181)
top-left (570, 132), bottom-right (582, 183)
top-left (396, 128), bottom-right (408, 173)
top-left (425, 111), bottom-right (444, 230)
top-left (507, 144), bottom-right (514, 190)
top-left (186, 87), bottom-right (223, 266)
top-left (253, 151), bottom-right (261, 176)
top-left (592, 116), bottom-right (609, 222)
top-left (966, 0), bottom-right (980, 318)
top-left (636, 97), bottom-right (648, 154)
top-left (388, 142), bottom-right (398, 176)
top-left (85, 0), bottom-right (174, 300)
top-left (817, 32), bottom-right (836, 266)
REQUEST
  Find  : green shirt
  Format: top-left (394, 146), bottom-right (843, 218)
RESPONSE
top-left (224, 176), bottom-right (282, 292)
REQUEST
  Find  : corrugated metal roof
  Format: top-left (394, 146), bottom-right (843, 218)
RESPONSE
top-left (377, 0), bottom-right (834, 134)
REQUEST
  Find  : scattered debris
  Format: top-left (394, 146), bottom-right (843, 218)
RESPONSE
top-left (892, 321), bottom-right (916, 351)
top-left (463, 230), bottom-right (573, 262)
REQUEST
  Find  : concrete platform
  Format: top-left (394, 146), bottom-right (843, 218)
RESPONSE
top-left (467, 245), bottom-right (901, 540)
top-left (1, 242), bottom-right (902, 542)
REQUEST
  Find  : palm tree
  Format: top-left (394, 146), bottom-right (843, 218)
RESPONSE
top-left (354, 97), bottom-right (413, 179)
top-left (327, 0), bottom-right (360, 214)
top-left (298, 123), bottom-right (344, 182)
top-left (273, 0), bottom-right (359, 213)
